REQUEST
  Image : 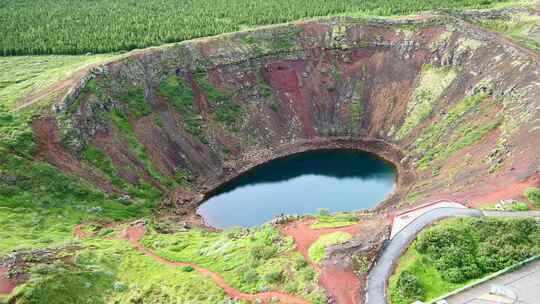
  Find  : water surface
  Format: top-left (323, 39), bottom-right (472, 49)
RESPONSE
top-left (197, 149), bottom-right (396, 228)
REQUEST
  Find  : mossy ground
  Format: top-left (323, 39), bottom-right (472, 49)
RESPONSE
top-left (396, 64), bottom-right (457, 139)
top-left (10, 238), bottom-right (234, 304)
top-left (310, 211), bottom-right (359, 229)
top-left (308, 232), bottom-right (352, 263)
top-left (142, 224), bottom-right (326, 303)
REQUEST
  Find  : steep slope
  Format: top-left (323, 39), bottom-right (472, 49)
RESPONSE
top-left (36, 14), bottom-right (539, 223)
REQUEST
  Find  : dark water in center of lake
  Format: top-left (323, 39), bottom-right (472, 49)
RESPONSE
top-left (197, 149), bottom-right (396, 228)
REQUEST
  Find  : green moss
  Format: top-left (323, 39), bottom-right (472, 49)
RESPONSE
top-left (308, 232), bottom-right (352, 263)
top-left (118, 86), bottom-right (151, 118)
top-left (310, 211), bottom-right (359, 229)
top-left (445, 121), bottom-right (500, 155)
top-left (474, 13), bottom-right (540, 51)
top-left (273, 30), bottom-right (299, 50)
top-left (157, 75), bottom-right (205, 140)
top-left (194, 71), bottom-right (230, 103)
top-left (415, 94), bottom-right (500, 169)
top-left (349, 97), bottom-right (363, 125)
top-left (215, 100), bottom-right (242, 131)
top-left (174, 168), bottom-right (193, 188)
top-left (82, 145), bottom-right (125, 187)
top-left (109, 109), bottom-right (173, 188)
top-left (396, 65), bottom-right (457, 139)
top-left (141, 225), bottom-right (325, 302)
top-left (13, 239), bottom-right (230, 303)
top-left (524, 187), bottom-right (540, 208)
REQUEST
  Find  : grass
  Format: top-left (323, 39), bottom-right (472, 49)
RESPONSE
top-left (416, 95), bottom-right (500, 169)
top-left (480, 201), bottom-right (530, 211)
top-left (0, 54), bottom-right (118, 109)
top-left (308, 232), bottom-right (352, 263)
top-left (0, 0), bottom-right (518, 56)
top-left (118, 85), bottom-right (151, 118)
top-left (11, 238), bottom-right (231, 304)
top-left (141, 225), bottom-right (326, 302)
top-left (310, 212), bottom-right (359, 229)
top-left (0, 104), bottom-right (160, 256)
top-left (109, 108), bottom-right (174, 188)
top-left (389, 217), bottom-right (540, 304)
top-left (157, 75), bottom-right (206, 141)
top-left (415, 93), bottom-right (487, 167)
top-left (473, 12), bottom-right (540, 52)
top-left (396, 64), bottom-right (457, 139)
top-left (194, 72), bottom-right (243, 132)
top-left (524, 187), bottom-right (540, 208)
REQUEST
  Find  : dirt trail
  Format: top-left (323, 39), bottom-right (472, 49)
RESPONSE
top-left (122, 225), bottom-right (309, 304)
top-left (280, 219), bottom-right (364, 304)
top-left (0, 266), bottom-right (16, 295)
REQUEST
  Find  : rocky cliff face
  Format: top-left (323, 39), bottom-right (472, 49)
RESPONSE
top-left (37, 14), bottom-right (540, 220)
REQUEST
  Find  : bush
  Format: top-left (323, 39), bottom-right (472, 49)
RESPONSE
top-left (294, 255), bottom-right (308, 270)
top-left (181, 266), bottom-right (194, 272)
top-left (524, 187), bottom-right (540, 207)
top-left (396, 271), bottom-right (424, 301)
top-left (243, 270), bottom-right (259, 283)
top-left (250, 246), bottom-right (276, 260)
top-left (264, 270), bottom-right (283, 284)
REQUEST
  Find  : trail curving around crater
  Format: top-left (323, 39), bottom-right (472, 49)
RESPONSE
top-left (122, 225), bottom-right (310, 304)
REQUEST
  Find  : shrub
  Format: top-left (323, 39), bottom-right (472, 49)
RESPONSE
top-left (396, 271), bottom-right (424, 301)
top-left (250, 246), bottom-right (276, 260)
top-left (243, 270), bottom-right (259, 283)
top-left (294, 255), bottom-right (308, 270)
top-left (264, 270), bottom-right (283, 284)
top-left (524, 187), bottom-right (540, 207)
top-left (181, 266), bottom-right (194, 272)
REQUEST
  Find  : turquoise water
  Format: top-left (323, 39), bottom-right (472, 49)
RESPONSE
top-left (197, 149), bottom-right (396, 228)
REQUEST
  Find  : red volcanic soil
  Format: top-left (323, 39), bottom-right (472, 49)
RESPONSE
top-left (280, 219), bottom-right (364, 304)
top-left (0, 266), bottom-right (16, 295)
top-left (122, 225), bottom-right (309, 304)
top-left (468, 173), bottom-right (540, 208)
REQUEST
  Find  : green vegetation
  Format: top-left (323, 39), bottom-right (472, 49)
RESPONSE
top-left (349, 97), bottom-right (363, 126)
top-left (11, 239), bottom-right (231, 304)
top-left (389, 217), bottom-right (540, 304)
top-left (157, 75), bottom-right (206, 140)
top-left (308, 232), bottom-right (352, 263)
top-left (195, 72), bottom-right (243, 132)
top-left (0, 106), bottom-right (158, 255)
top-left (142, 225), bottom-right (325, 302)
top-left (82, 146), bottom-right (125, 188)
top-left (480, 200), bottom-right (530, 211)
top-left (0, 0), bottom-right (516, 56)
top-left (118, 86), bottom-right (151, 118)
top-left (310, 209), bottom-right (359, 229)
top-left (473, 12), bottom-right (540, 51)
top-left (109, 109), bottom-right (174, 188)
top-left (524, 187), bottom-right (540, 208)
top-left (415, 93), bottom-right (500, 169)
top-left (0, 55), bottom-right (117, 109)
top-left (396, 64), bottom-right (457, 139)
